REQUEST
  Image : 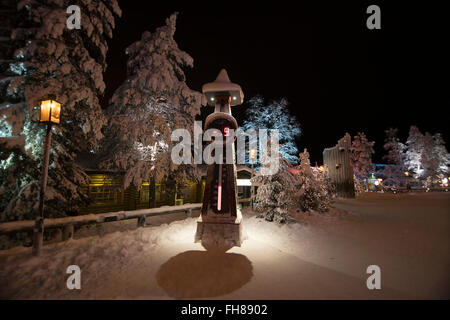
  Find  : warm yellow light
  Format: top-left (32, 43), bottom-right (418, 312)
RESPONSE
top-left (404, 171), bottom-right (409, 176)
top-left (249, 148), bottom-right (256, 160)
top-left (319, 165), bottom-right (324, 172)
top-left (39, 99), bottom-right (61, 124)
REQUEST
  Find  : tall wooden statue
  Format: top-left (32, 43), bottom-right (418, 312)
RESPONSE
top-left (323, 133), bottom-right (355, 198)
top-left (195, 69), bottom-right (245, 248)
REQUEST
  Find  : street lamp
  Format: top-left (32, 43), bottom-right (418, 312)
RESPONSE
top-left (249, 147), bottom-right (256, 210)
top-left (33, 96), bottom-right (61, 256)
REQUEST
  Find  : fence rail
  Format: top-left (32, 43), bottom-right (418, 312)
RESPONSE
top-left (0, 203), bottom-right (202, 241)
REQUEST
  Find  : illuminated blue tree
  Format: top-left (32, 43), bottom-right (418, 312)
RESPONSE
top-left (241, 95), bottom-right (301, 166)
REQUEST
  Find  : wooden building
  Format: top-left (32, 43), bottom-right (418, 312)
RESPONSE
top-left (323, 133), bottom-right (355, 198)
top-left (78, 162), bottom-right (253, 214)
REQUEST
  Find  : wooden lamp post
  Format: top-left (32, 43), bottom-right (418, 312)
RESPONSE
top-left (33, 96), bottom-right (61, 256)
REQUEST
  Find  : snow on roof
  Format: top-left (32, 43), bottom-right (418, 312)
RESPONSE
top-left (202, 69), bottom-right (244, 107)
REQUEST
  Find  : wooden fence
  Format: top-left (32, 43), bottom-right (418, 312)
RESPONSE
top-left (0, 203), bottom-right (202, 242)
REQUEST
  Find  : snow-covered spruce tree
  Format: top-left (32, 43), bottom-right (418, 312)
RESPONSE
top-left (404, 125), bottom-right (424, 178)
top-left (431, 133), bottom-right (450, 178)
top-left (382, 128), bottom-right (407, 187)
top-left (351, 132), bottom-right (375, 183)
top-left (251, 149), bottom-right (297, 223)
top-left (294, 149), bottom-right (332, 212)
top-left (98, 13), bottom-right (204, 199)
top-left (242, 95), bottom-right (301, 165)
top-left (404, 126), bottom-right (449, 184)
top-left (0, 0), bottom-right (121, 221)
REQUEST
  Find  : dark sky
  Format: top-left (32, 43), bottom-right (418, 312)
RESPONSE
top-left (102, 1), bottom-right (448, 164)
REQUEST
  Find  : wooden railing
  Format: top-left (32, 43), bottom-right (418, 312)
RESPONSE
top-left (0, 203), bottom-right (202, 241)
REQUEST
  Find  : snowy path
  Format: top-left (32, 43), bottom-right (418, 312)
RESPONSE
top-left (0, 193), bottom-right (448, 299)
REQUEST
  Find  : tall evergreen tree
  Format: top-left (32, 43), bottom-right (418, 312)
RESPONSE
top-left (242, 95), bottom-right (301, 165)
top-left (351, 132), bottom-right (375, 182)
top-left (405, 125), bottom-right (425, 177)
top-left (431, 133), bottom-right (450, 177)
top-left (97, 13), bottom-right (204, 202)
top-left (0, 0), bottom-right (121, 221)
top-left (382, 128), bottom-right (406, 186)
top-left (402, 126), bottom-right (449, 183)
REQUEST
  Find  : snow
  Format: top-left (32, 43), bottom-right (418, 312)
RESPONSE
top-left (1, 192), bottom-right (448, 299)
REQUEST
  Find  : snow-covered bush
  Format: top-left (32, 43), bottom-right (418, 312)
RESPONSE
top-left (293, 149), bottom-right (333, 212)
top-left (252, 150), bottom-right (297, 223)
top-left (252, 148), bottom-right (334, 224)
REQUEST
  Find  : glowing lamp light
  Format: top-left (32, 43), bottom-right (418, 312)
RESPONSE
top-left (39, 98), bottom-right (61, 124)
top-left (319, 165), bottom-right (324, 172)
top-left (249, 148), bottom-right (256, 160)
top-left (374, 180), bottom-right (380, 186)
top-left (404, 171), bottom-right (409, 177)
top-left (442, 178), bottom-right (448, 184)
top-left (210, 97), bottom-right (215, 101)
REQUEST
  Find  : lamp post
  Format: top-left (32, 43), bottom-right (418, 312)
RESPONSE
top-left (33, 96), bottom-right (61, 256)
top-left (249, 147), bottom-right (256, 210)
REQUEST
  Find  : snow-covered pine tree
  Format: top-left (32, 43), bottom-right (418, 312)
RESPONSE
top-left (242, 95), bottom-right (301, 165)
top-left (404, 125), bottom-right (425, 178)
top-left (404, 126), bottom-right (449, 184)
top-left (294, 149), bottom-right (332, 212)
top-left (431, 133), bottom-right (450, 178)
top-left (382, 128), bottom-right (406, 187)
top-left (98, 13), bottom-right (204, 200)
top-left (0, 0), bottom-right (121, 221)
top-left (251, 145), bottom-right (297, 223)
top-left (351, 132), bottom-right (375, 183)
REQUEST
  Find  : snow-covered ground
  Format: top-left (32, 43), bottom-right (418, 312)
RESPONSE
top-left (0, 192), bottom-right (449, 299)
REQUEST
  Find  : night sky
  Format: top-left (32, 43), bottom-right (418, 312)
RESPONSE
top-left (102, 1), bottom-right (448, 164)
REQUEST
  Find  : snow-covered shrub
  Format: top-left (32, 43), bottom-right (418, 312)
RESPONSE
top-left (252, 152), bottom-right (297, 224)
top-left (293, 149), bottom-right (333, 212)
